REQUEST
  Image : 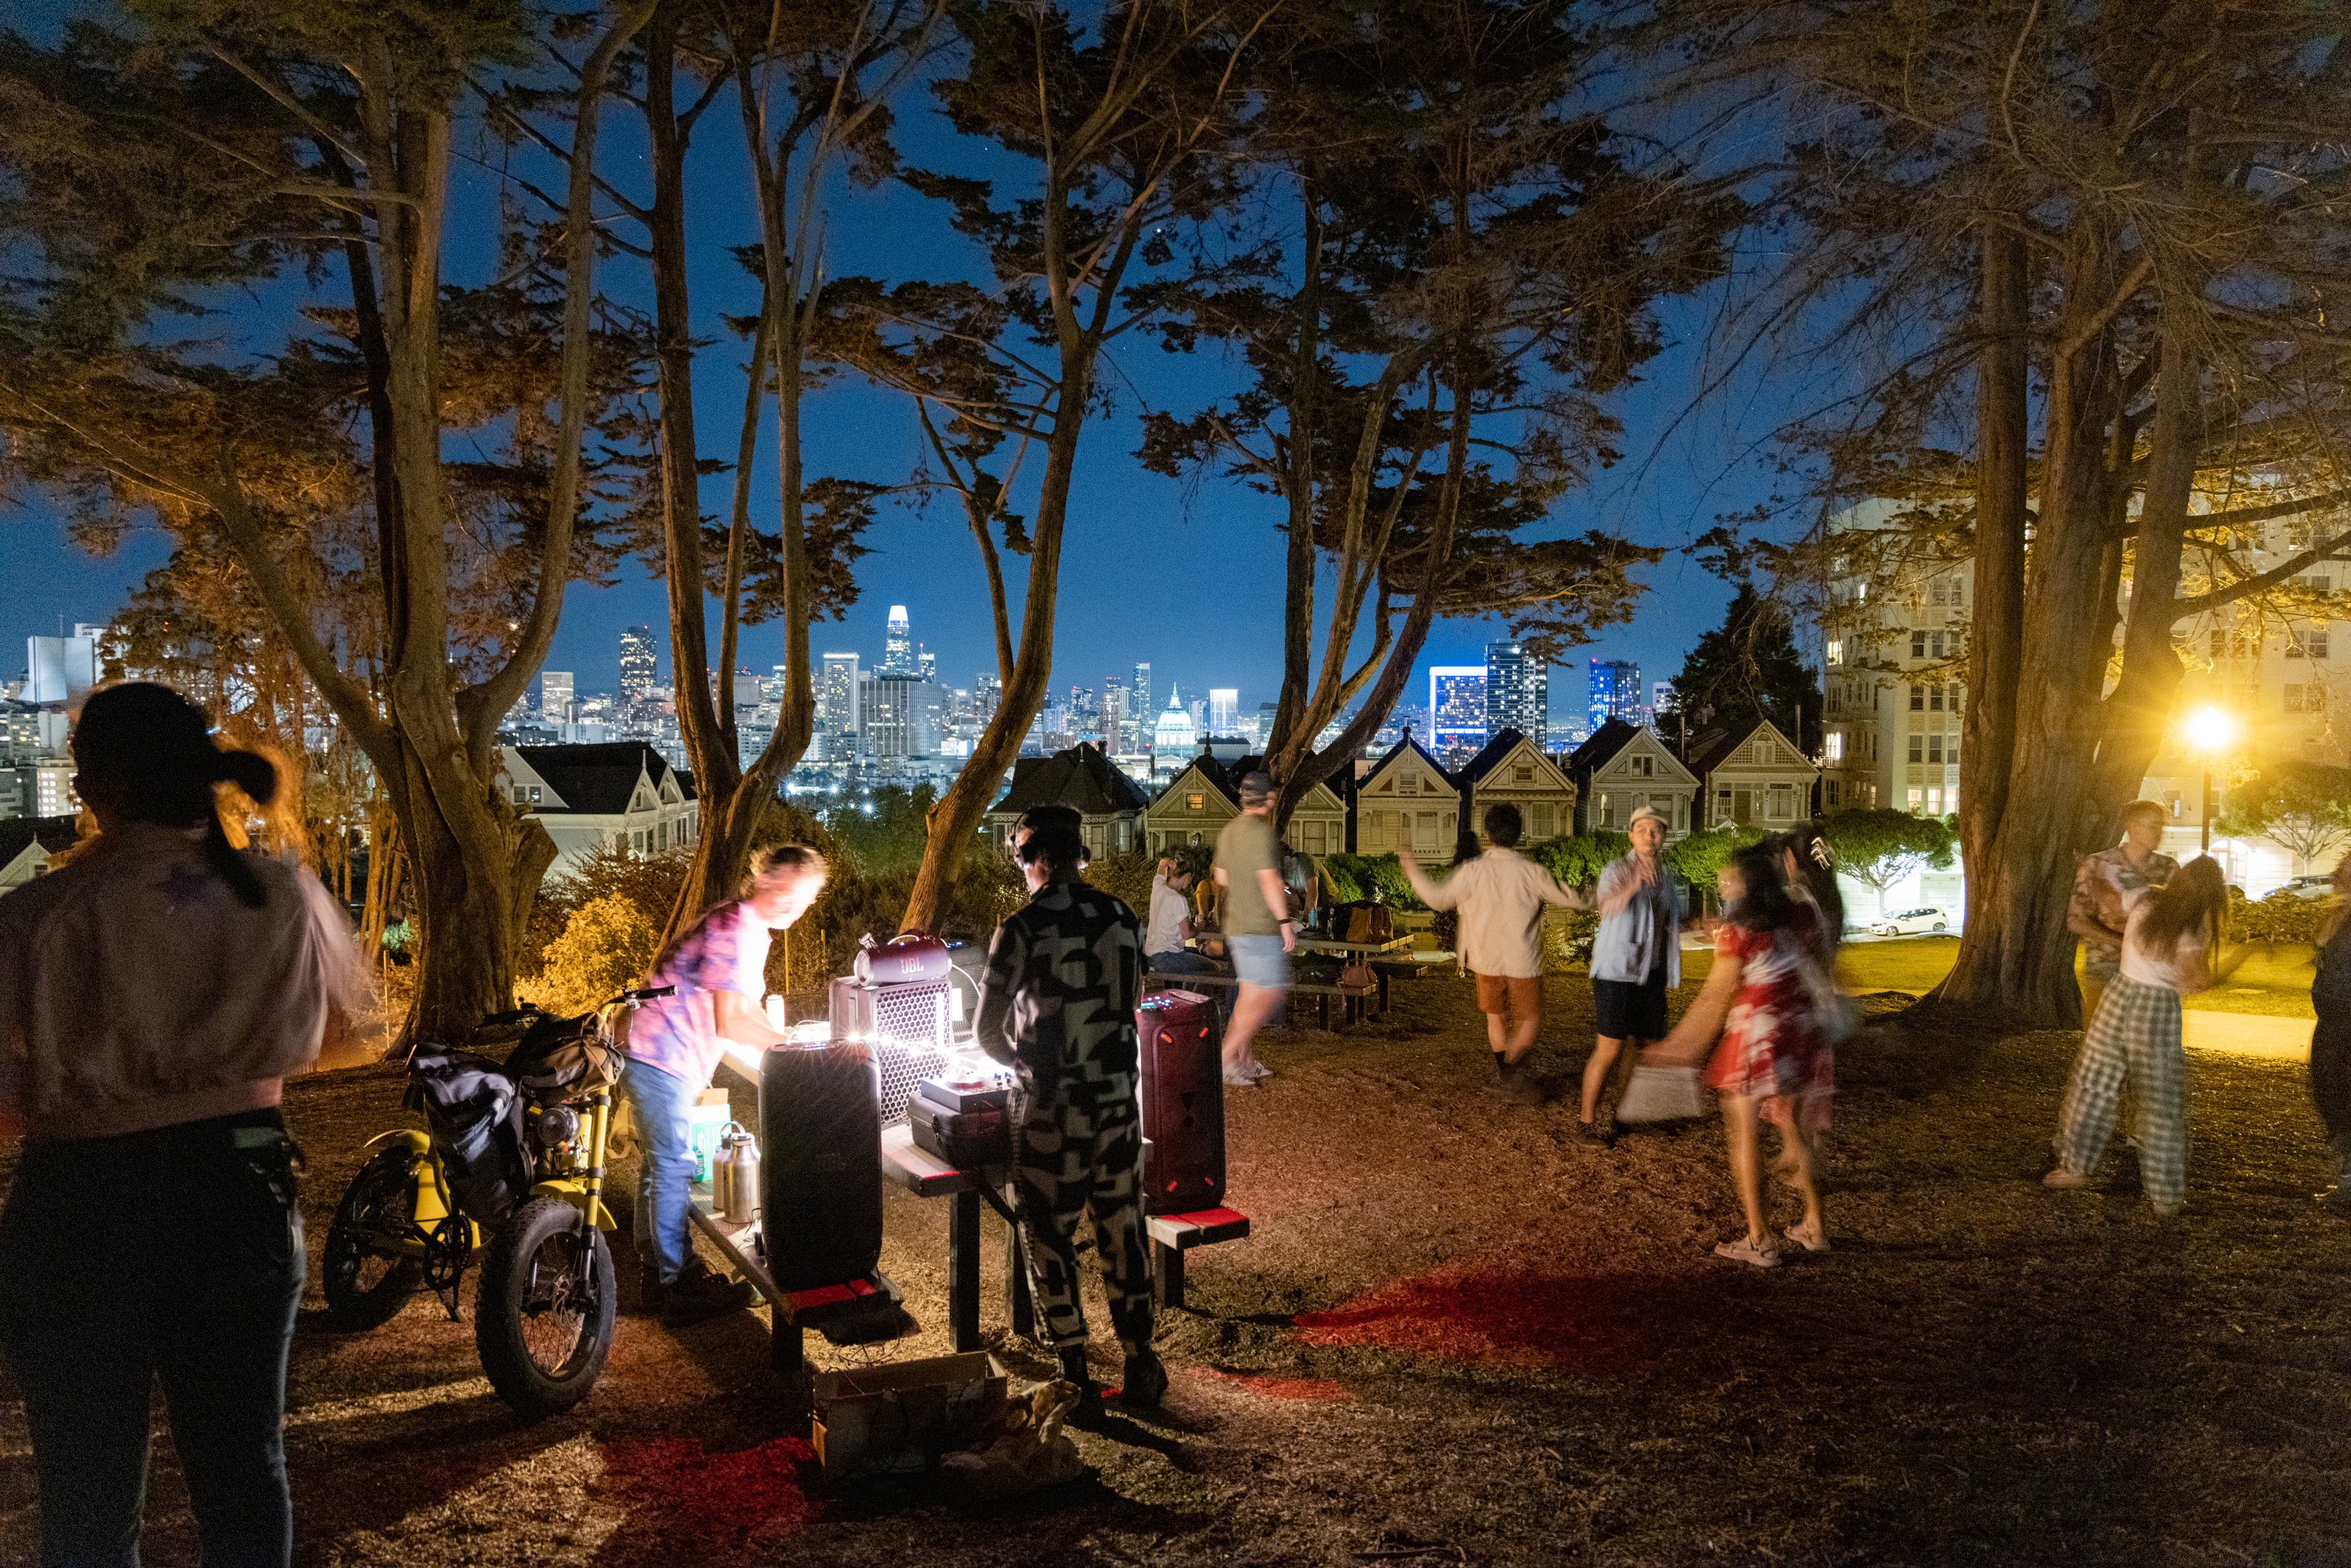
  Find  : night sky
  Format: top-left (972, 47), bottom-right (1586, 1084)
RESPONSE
top-left (1, 5), bottom-right (1806, 729)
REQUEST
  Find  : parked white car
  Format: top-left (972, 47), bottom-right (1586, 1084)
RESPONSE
top-left (1871, 907), bottom-right (1951, 936)
top-left (2284, 875), bottom-right (2335, 900)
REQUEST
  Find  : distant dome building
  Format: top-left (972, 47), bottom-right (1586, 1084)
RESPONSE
top-left (1152, 686), bottom-right (1196, 754)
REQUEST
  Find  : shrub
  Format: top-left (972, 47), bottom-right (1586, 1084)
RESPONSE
top-left (1322, 851), bottom-right (1422, 910)
top-left (2233, 886), bottom-right (2327, 944)
top-left (1533, 833), bottom-right (1631, 889)
top-left (1556, 908), bottom-right (1601, 969)
top-left (1087, 849), bottom-right (1155, 919)
top-left (520, 894), bottom-right (661, 1016)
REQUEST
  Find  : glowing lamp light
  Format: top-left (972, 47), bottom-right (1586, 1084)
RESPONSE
top-left (2186, 706), bottom-right (2233, 753)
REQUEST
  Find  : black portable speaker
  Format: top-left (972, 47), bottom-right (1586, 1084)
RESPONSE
top-left (759, 1045), bottom-right (884, 1291)
top-left (1136, 990), bottom-right (1226, 1215)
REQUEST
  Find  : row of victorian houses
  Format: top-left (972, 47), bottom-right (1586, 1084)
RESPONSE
top-left (473, 713), bottom-right (1821, 887)
top-left (981, 713), bottom-right (1822, 866)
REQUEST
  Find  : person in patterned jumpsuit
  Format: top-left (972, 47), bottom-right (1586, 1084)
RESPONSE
top-left (975, 824), bottom-right (1168, 1413)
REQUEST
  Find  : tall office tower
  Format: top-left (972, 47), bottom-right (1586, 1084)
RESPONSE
top-left (883, 605), bottom-right (914, 672)
top-left (1587, 659), bottom-right (1643, 731)
top-left (820, 653), bottom-right (860, 735)
top-left (759, 664), bottom-right (789, 705)
top-left (541, 669), bottom-right (575, 723)
top-left (976, 672), bottom-right (1002, 722)
top-left (618, 626), bottom-right (657, 704)
top-left (1252, 701), bottom-right (1281, 746)
top-left (1429, 665), bottom-right (1488, 756)
top-left (1131, 662), bottom-right (1151, 728)
top-left (1102, 678), bottom-right (1127, 749)
top-left (1208, 688), bottom-right (1239, 736)
top-left (918, 646), bottom-right (936, 683)
top-left (1483, 640), bottom-right (1546, 740)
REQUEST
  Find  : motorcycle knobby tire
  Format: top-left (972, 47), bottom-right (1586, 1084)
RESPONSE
top-left (321, 1147), bottom-right (426, 1331)
top-left (475, 1195), bottom-right (618, 1419)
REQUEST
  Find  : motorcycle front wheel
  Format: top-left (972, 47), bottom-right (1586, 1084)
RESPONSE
top-left (321, 1147), bottom-right (426, 1331)
top-left (475, 1196), bottom-right (618, 1418)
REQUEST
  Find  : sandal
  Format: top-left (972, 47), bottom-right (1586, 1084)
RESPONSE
top-left (1713, 1235), bottom-right (1780, 1268)
top-left (1782, 1221), bottom-right (1828, 1254)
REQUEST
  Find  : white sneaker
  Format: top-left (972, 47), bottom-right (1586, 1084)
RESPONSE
top-left (1222, 1068), bottom-right (1255, 1088)
top-left (1245, 1060), bottom-right (1274, 1080)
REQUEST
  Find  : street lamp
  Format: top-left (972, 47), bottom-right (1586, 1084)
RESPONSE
top-left (2186, 705), bottom-right (2233, 855)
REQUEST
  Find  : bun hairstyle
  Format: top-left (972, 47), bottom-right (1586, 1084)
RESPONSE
top-left (73, 682), bottom-right (277, 908)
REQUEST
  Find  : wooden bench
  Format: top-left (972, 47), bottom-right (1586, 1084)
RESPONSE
top-left (1146, 1207), bottom-right (1251, 1310)
top-left (1144, 970), bottom-right (1376, 1028)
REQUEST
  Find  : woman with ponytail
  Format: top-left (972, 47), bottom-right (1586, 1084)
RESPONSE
top-left (0, 682), bottom-right (368, 1568)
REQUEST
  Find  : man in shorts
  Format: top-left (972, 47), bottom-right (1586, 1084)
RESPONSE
top-left (1400, 802), bottom-right (1588, 1103)
top-left (1213, 771), bottom-right (1293, 1087)
top-left (1581, 804), bottom-right (1681, 1143)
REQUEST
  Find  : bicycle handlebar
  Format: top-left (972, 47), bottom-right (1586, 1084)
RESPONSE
top-left (610, 984), bottom-right (676, 1005)
top-left (479, 1003), bottom-right (545, 1027)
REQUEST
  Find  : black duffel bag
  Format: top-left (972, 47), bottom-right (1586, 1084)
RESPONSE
top-left (404, 1045), bottom-right (532, 1226)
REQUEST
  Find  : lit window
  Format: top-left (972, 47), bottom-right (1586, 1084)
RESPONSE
top-left (1927, 788), bottom-right (1943, 814)
top-left (1827, 639), bottom-right (1844, 666)
top-left (1907, 788), bottom-right (1924, 814)
top-left (529, 786), bottom-right (542, 804)
top-left (1186, 792), bottom-right (1204, 811)
top-left (1825, 733), bottom-right (1845, 762)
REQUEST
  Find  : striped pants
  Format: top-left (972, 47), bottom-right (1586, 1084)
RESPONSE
top-left (2055, 975), bottom-right (2190, 1208)
top-left (1011, 1077), bottom-right (1154, 1351)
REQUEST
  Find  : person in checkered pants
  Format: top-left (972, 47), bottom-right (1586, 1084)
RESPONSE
top-left (2045, 856), bottom-right (2231, 1218)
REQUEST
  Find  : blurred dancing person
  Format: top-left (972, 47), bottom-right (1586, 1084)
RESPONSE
top-left (1654, 843), bottom-right (1835, 1265)
top-left (1580, 804), bottom-right (1682, 1143)
top-left (2045, 856), bottom-right (2230, 1218)
top-left (2068, 801), bottom-right (2179, 1023)
top-left (1214, 771), bottom-right (1294, 1087)
top-left (976, 826), bottom-right (1165, 1412)
top-left (1400, 804), bottom-right (1588, 1103)
top-left (0, 683), bottom-right (370, 1568)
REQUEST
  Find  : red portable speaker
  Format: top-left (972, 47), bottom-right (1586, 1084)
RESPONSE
top-left (1136, 990), bottom-right (1226, 1215)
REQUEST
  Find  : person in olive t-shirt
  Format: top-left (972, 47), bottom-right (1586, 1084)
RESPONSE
top-left (1213, 771), bottom-right (1295, 1086)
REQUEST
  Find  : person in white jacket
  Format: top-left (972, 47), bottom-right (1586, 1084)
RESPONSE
top-left (1400, 803), bottom-right (1589, 1102)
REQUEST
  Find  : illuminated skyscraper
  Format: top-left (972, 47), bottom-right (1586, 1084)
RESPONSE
top-left (1429, 665), bottom-right (1487, 758)
top-left (1131, 662), bottom-right (1151, 746)
top-left (1588, 659), bottom-right (1643, 732)
top-left (820, 653), bottom-right (860, 735)
top-left (1208, 688), bottom-right (1239, 736)
top-left (883, 605), bottom-right (914, 673)
top-left (618, 626), bottom-right (657, 704)
top-left (541, 669), bottom-right (575, 723)
top-left (1484, 640), bottom-right (1546, 741)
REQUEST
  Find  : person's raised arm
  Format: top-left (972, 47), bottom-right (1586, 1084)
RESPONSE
top-left (1537, 867), bottom-right (1591, 911)
top-left (1396, 846), bottom-right (1457, 911)
top-left (1597, 858), bottom-right (1647, 917)
top-left (712, 989), bottom-right (794, 1081)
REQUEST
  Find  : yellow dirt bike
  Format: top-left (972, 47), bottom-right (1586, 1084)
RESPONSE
top-left (319, 984), bottom-right (672, 1419)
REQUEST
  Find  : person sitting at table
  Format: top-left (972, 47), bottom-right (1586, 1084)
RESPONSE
top-left (1146, 857), bottom-right (1219, 979)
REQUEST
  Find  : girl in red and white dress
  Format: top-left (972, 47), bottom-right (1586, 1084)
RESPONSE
top-left (1656, 842), bottom-right (1835, 1266)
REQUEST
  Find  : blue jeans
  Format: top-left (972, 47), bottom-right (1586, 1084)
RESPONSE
top-left (620, 1056), bottom-right (698, 1284)
top-left (0, 1110), bottom-right (304, 1568)
top-left (1145, 949), bottom-right (1218, 977)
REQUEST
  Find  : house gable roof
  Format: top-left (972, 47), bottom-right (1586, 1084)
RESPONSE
top-left (1359, 732), bottom-right (1458, 796)
top-left (1150, 755), bottom-right (1237, 813)
top-left (511, 743), bottom-right (688, 817)
top-left (1454, 727), bottom-right (1571, 791)
top-left (0, 814), bottom-right (80, 872)
top-left (1564, 719), bottom-right (1699, 788)
top-left (988, 743), bottom-right (1150, 818)
top-left (1683, 715), bottom-right (1813, 780)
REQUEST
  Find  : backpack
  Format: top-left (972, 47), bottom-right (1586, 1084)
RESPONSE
top-left (502, 1013), bottom-right (624, 1099)
top-left (404, 1046), bottom-right (531, 1226)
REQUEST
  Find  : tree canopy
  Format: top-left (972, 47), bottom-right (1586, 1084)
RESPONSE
top-left (1661, 583), bottom-right (1821, 751)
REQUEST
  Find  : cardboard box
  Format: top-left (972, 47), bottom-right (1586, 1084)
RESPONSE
top-left (686, 1099), bottom-right (734, 1185)
top-left (810, 1352), bottom-right (1007, 1478)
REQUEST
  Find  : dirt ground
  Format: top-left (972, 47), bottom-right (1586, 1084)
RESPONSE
top-left (5, 968), bottom-right (2351, 1567)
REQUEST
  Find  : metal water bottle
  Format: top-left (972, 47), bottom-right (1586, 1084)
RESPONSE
top-left (714, 1122), bottom-right (760, 1224)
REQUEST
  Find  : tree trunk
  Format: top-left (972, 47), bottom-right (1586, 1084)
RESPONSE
top-left (1932, 225), bottom-right (2124, 1027)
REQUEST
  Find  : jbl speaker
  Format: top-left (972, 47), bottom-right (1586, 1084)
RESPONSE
top-left (1136, 990), bottom-right (1226, 1215)
top-left (759, 1045), bottom-right (884, 1290)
